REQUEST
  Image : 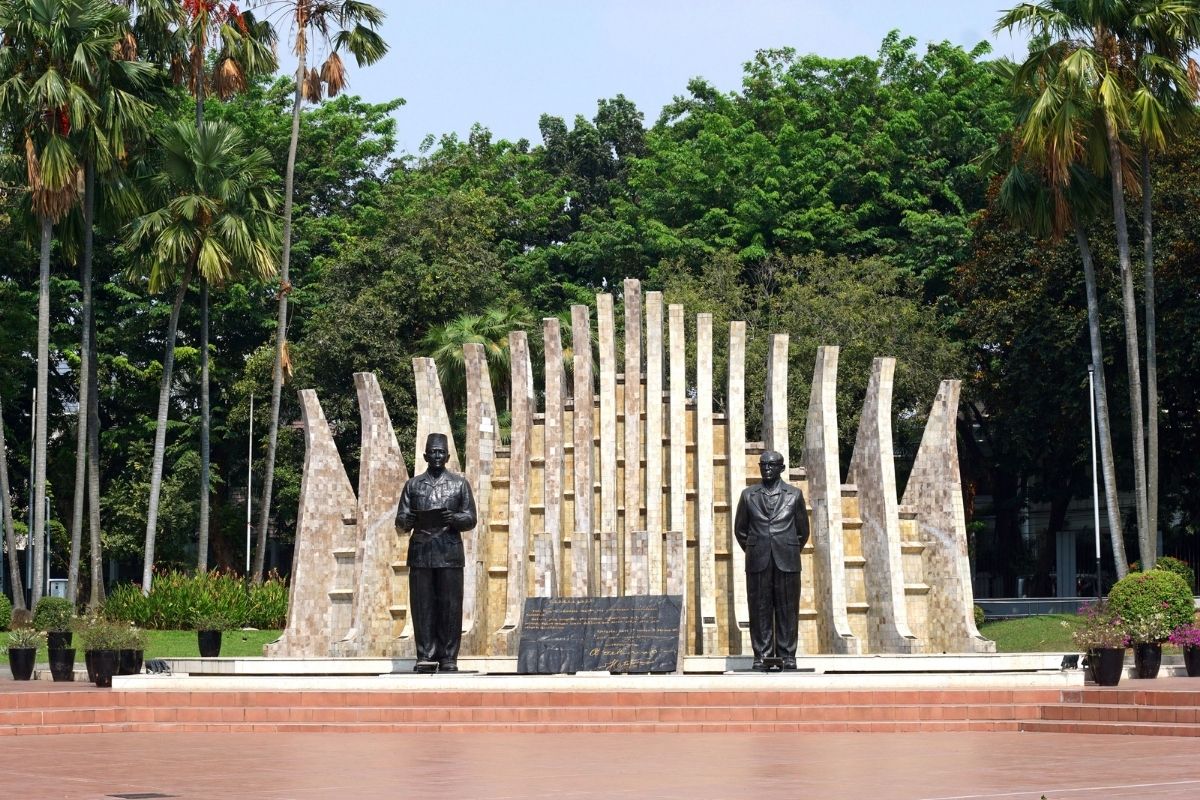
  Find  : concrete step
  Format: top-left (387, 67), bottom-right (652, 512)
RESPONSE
top-left (1019, 719), bottom-right (1200, 737)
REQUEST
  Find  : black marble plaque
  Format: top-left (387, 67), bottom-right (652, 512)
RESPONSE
top-left (517, 595), bottom-right (683, 674)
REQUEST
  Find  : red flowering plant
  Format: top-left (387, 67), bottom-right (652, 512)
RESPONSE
top-left (1168, 623), bottom-right (1200, 649)
top-left (1070, 602), bottom-right (1129, 650)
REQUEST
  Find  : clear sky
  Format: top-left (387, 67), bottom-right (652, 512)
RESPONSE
top-left (284, 1), bottom-right (1029, 155)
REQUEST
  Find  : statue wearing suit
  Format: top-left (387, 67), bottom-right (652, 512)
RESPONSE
top-left (734, 450), bottom-right (810, 670)
top-left (397, 433), bottom-right (477, 672)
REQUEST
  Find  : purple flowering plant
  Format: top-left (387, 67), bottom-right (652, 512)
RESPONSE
top-left (1167, 623), bottom-right (1200, 649)
top-left (1071, 602), bottom-right (1129, 650)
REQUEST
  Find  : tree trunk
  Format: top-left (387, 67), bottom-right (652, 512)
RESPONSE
top-left (254, 62), bottom-right (306, 583)
top-left (198, 276), bottom-right (210, 573)
top-left (0, 394), bottom-right (27, 610)
top-left (1073, 219), bottom-right (1128, 579)
top-left (1141, 144), bottom-right (1158, 567)
top-left (140, 264), bottom-right (194, 594)
top-left (86, 310), bottom-right (103, 610)
top-left (1101, 113), bottom-right (1151, 569)
top-left (32, 215), bottom-right (52, 609)
top-left (68, 162), bottom-right (96, 604)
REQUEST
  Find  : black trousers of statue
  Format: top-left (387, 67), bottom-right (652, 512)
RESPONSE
top-left (409, 566), bottom-right (464, 664)
top-left (746, 564), bottom-right (800, 660)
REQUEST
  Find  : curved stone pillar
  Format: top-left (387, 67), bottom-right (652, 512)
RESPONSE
top-left (461, 342), bottom-right (498, 654)
top-left (495, 331), bottom-right (533, 653)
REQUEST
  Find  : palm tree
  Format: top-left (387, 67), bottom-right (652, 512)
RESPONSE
top-left (62, 17), bottom-right (157, 605)
top-left (125, 118), bottom-right (281, 594)
top-left (251, 0), bottom-right (387, 582)
top-left (996, 0), bottom-right (1197, 568)
top-left (422, 305), bottom-right (534, 416)
top-left (0, 0), bottom-right (129, 607)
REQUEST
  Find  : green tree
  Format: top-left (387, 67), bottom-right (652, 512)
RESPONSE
top-left (125, 119), bottom-right (280, 593)
top-left (252, 0), bottom-right (387, 582)
top-left (0, 0), bottom-right (130, 606)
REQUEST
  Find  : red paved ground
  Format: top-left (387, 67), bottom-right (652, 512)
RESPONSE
top-left (0, 730), bottom-right (1198, 799)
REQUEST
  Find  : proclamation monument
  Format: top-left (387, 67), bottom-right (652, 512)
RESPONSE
top-left (267, 278), bottom-right (993, 662)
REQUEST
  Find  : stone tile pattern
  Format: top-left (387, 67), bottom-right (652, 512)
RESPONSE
top-left (763, 334), bottom-right (790, 467)
top-left (461, 342), bottom-right (498, 655)
top-left (541, 319), bottom-right (566, 596)
top-left (495, 332), bottom-right (533, 654)
top-left (644, 292), bottom-right (665, 593)
top-left (628, 529), bottom-right (649, 595)
top-left (726, 321), bottom-right (752, 654)
top-left (901, 380), bottom-right (995, 654)
top-left (846, 358), bottom-right (918, 654)
top-left (597, 292), bottom-right (619, 596)
top-left (695, 314), bottom-right (718, 654)
top-left (265, 391), bottom-right (358, 657)
top-left (664, 529), bottom-right (687, 671)
top-left (570, 304), bottom-right (594, 597)
top-left (334, 373), bottom-right (408, 657)
top-left (623, 279), bottom-right (643, 589)
top-left (804, 346), bottom-right (860, 655)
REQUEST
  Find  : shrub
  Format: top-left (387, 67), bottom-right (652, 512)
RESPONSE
top-left (73, 615), bottom-right (131, 651)
top-left (1071, 602), bottom-right (1128, 650)
top-left (32, 596), bottom-right (74, 631)
top-left (0, 593), bottom-right (12, 631)
top-left (3, 627), bottom-right (45, 651)
top-left (973, 605), bottom-right (985, 627)
top-left (1107, 570), bottom-right (1194, 643)
top-left (1153, 556), bottom-right (1195, 593)
top-left (103, 569), bottom-right (289, 630)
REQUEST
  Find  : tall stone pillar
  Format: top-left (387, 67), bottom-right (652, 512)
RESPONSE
top-left (668, 305), bottom-right (687, 537)
top-left (695, 314), bottom-right (718, 652)
top-left (726, 322), bottom-right (752, 653)
top-left (570, 305), bottom-right (595, 597)
top-left (847, 358), bottom-right (917, 653)
top-left (623, 279), bottom-right (643, 589)
top-left (461, 342), bottom-right (498, 655)
top-left (334, 373), bottom-right (407, 657)
top-left (804, 346), bottom-right (859, 654)
top-left (265, 390), bottom-right (357, 657)
top-left (495, 332), bottom-right (533, 653)
top-left (763, 334), bottom-right (789, 468)
top-left (597, 292), bottom-right (619, 596)
top-left (644, 292), bottom-right (665, 592)
top-left (902, 380), bottom-right (994, 653)
top-left (541, 318), bottom-right (566, 593)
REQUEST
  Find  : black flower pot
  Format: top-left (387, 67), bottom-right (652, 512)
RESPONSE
top-left (1184, 645), bottom-right (1200, 678)
top-left (47, 631), bottom-right (72, 651)
top-left (1133, 642), bottom-right (1162, 679)
top-left (89, 649), bottom-right (119, 688)
top-left (49, 647), bottom-right (76, 682)
top-left (7, 648), bottom-right (36, 681)
top-left (197, 630), bottom-right (222, 658)
top-left (84, 649), bottom-right (97, 683)
top-left (1090, 647), bottom-right (1125, 686)
top-left (118, 649), bottom-right (144, 676)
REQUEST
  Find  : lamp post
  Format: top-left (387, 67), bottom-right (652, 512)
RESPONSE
top-left (1088, 365), bottom-right (1102, 603)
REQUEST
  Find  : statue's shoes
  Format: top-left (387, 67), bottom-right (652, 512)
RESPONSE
top-left (782, 659), bottom-right (798, 670)
top-left (439, 662), bottom-right (459, 672)
top-left (751, 659), bottom-right (767, 671)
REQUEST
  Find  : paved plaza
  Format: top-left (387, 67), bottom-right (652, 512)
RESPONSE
top-left (1, 729), bottom-right (1198, 799)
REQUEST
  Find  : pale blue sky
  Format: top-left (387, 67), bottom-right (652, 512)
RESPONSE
top-left (284, 1), bottom-right (1028, 155)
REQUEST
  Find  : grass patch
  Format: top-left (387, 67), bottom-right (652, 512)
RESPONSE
top-left (3, 629), bottom-right (281, 661)
top-left (980, 614), bottom-right (1080, 652)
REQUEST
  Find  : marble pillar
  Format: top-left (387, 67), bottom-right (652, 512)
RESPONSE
top-left (461, 342), bottom-right (498, 655)
top-left (597, 293), bottom-right (619, 596)
top-left (623, 279), bottom-right (643, 590)
top-left (726, 321), bottom-right (752, 653)
top-left (644, 292), bottom-right (665, 592)
top-left (495, 331), bottom-right (533, 653)
top-left (541, 318), bottom-right (566, 593)
top-left (695, 314), bottom-right (718, 653)
top-left (763, 334), bottom-right (790, 468)
top-left (570, 305), bottom-right (595, 597)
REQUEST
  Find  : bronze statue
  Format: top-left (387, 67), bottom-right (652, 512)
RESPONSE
top-left (397, 433), bottom-right (477, 672)
top-left (733, 450), bottom-right (810, 670)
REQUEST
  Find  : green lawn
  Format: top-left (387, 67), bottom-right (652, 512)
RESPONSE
top-left (980, 614), bottom-right (1080, 652)
top-left (2, 630), bottom-right (282, 661)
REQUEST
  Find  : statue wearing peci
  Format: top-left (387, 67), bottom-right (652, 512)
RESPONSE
top-left (396, 433), bottom-right (478, 672)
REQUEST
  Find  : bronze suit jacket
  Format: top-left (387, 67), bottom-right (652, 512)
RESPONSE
top-left (396, 469), bottom-right (477, 568)
top-left (733, 481), bottom-right (810, 573)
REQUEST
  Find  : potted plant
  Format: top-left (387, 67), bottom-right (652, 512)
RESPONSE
top-left (1072, 602), bottom-right (1128, 686)
top-left (4, 628), bottom-right (46, 681)
top-left (74, 616), bottom-right (125, 688)
top-left (117, 625), bottom-right (147, 676)
top-left (33, 596), bottom-right (74, 651)
top-left (1107, 570), bottom-right (1194, 680)
top-left (193, 613), bottom-right (230, 658)
top-left (1168, 622), bottom-right (1200, 678)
